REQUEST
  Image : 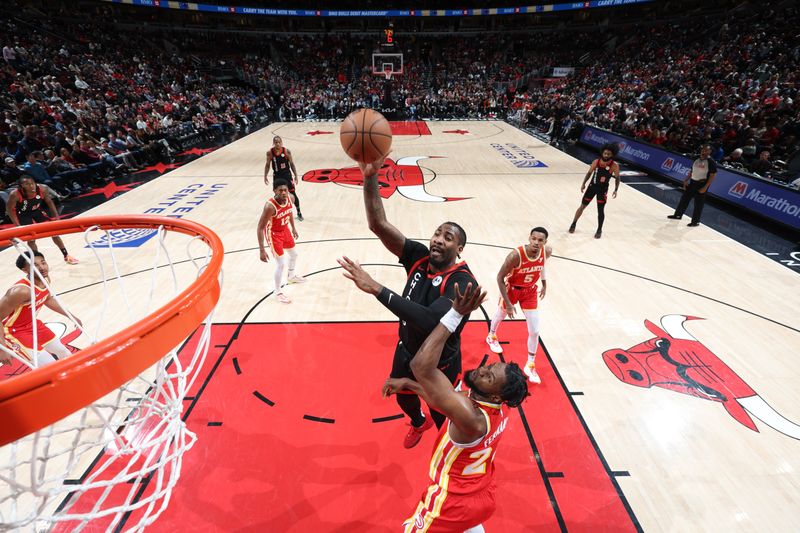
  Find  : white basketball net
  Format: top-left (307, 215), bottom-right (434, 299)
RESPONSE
top-left (0, 224), bottom-right (220, 532)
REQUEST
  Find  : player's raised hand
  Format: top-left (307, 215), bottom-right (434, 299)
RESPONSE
top-left (338, 256), bottom-right (382, 295)
top-left (357, 152), bottom-right (389, 178)
top-left (452, 282), bottom-right (487, 315)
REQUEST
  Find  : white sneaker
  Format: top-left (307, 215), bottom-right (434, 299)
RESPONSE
top-left (287, 274), bottom-right (307, 284)
top-left (485, 333), bottom-right (503, 354)
top-left (524, 362), bottom-right (541, 384)
top-left (276, 292), bottom-right (292, 304)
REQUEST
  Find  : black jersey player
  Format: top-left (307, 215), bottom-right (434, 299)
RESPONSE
top-left (337, 155), bottom-right (476, 449)
top-left (265, 136), bottom-right (303, 221)
top-left (568, 143), bottom-right (620, 239)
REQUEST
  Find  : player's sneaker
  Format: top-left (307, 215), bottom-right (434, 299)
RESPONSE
top-left (297, 214), bottom-right (304, 221)
top-left (568, 222), bottom-right (576, 233)
top-left (287, 274), bottom-right (307, 284)
top-left (64, 255), bottom-right (79, 265)
top-left (485, 333), bottom-right (503, 354)
top-left (594, 229), bottom-right (602, 239)
top-left (276, 292), bottom-right (292, 304)
top-left (403, 415), bottom-right (434, 449)
top-left (524, 362), bottom-right (541, 384)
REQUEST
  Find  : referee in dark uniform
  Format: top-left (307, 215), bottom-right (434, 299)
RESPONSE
top-left (668, 144), bottom-right (717, 227)
top-left (338, 156), bottom-right (476, 449)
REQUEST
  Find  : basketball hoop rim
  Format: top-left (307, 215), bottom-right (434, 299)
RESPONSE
top-left (0, 215), bottom-right (223, 446)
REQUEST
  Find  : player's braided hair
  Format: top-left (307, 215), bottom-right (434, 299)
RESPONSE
top-left (501, 362), bottom-right (530, 408)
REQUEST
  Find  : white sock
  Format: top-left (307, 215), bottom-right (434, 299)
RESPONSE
top-left (44, 338), bottom-right (71, 359)
top-left (274, 255), bottom-right (287, 293)
top-left (490, 306), bottom-right (507, 335)
top-left (287, 248), bottom-right (298, 278)
top-left (524, 309), bottom-right (540, 363)
top-left (35, 349), bottom-right (57, 367)
top-left (464, 525), bottom-right (485, 533)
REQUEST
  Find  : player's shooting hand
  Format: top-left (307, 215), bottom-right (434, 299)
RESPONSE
top-left (338, 256), bottom-right (382, 295)
top-left (357, 152), bottom-right (390, 178)
top-left (259, 249), bottom-right (270, 263)
top-left (452, 282), bottom-right (487, 315)
top-left (382, 377), bottom-right (409, 397)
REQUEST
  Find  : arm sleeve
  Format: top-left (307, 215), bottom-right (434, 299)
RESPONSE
top-left (376, 287), bottom-right (452, 331)
top-left (398, 238), bottom-right (429, 273)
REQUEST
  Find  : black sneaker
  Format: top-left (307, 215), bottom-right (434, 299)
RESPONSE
top-left (297, 214), bottom-right (304, 222)
top-left (687, 222), bottom-right (700, 227)
top-left (667, 214), bottom-right (681, 220)
top-left (594, 229), bottom-right (602, 239)
top-left (568, 222), bottom-right (576, 233)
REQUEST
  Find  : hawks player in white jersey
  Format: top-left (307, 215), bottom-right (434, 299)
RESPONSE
top-left (486, 227), bottom-right (551, 384)
top-left (383, 283), bottom-right (529, 533)
top-left (257, 179), bottom-right (305, 304)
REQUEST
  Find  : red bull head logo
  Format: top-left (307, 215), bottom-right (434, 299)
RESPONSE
top-left (302, 156), bottom-right (468, 203)
top-left (604, 315), bottom-right (800, 439)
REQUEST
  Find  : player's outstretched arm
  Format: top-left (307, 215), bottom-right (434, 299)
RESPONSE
top-left (359, 157), bottom-right (405, 257)
top-left (44, 296), bottom-right (82, 328)
top-left (411, 283), bottom-right (488, 440)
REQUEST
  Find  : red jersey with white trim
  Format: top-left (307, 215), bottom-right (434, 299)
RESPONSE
top-left (504, 245), bottom-right (545, 289)
top-left (266, 196), bottom-right (293, 235)
top-left (2, 278), bottom-right (49, 329)
top-left (427, 399), bottom-right (508, 495)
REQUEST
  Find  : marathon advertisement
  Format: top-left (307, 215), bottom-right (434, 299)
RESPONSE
top-left (580, 126), bottom-right (800, 231)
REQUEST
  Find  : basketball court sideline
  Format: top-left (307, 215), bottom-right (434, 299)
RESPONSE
top-left (1, 120), bottom-right (798, 532)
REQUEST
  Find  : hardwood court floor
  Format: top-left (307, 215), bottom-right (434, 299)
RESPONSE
top-left (2, 121), bottom-right (798, 532)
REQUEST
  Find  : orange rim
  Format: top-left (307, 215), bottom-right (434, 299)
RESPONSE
top-left (0, 215), bottom-right (223, 446)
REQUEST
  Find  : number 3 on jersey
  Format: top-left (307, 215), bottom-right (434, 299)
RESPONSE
top-left (462, 447), bottom-right (493, 476)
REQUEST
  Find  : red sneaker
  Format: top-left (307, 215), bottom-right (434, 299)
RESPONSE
top-left (403, 415), bottom-right (434, 449)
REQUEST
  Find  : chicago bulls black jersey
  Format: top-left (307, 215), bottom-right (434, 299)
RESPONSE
top-left (589, 158), bottom-right (617, 189)
top-left (271, 147), bottom-right (292, 181)
top-left (399, 239), bottom-right (475, 362)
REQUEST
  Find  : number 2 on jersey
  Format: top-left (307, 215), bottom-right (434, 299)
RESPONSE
top-left (462, 447), bottom-right (493, 476)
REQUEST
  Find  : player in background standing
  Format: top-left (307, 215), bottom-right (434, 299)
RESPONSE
top-left (0, 251), bottom-right (81, 367)
top-left (264, 135), bottom-right (304, 221)
top-left (485, 227), bottom-right (551, 384)
top-left (383, 282), bottom-right (529, 533)
top-left (6, 175), bottom-right (79, 264)
top-left (257, 179), bottom-right (305, 304)
top-left (568, 143), bottom-right (620, 239)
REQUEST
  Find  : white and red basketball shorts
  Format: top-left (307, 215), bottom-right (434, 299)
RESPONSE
top-left (268, 229), bottom-right (295, 257)
top-left (505, 284), bottom-right (539, 311)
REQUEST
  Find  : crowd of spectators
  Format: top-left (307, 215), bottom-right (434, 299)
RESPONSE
top-left (512, 4), bottom-right (800, 185)
top-left (0, 15), bottom-right (272, 209)
top-left (2, 0), bottom-right (799, 203)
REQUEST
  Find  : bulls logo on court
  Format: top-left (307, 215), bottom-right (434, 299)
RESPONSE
top-left (603, 315), bottom-right (800, 439)
top-left (302, 156), bottom-right (469, 203)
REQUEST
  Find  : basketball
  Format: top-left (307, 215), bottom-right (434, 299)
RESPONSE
top-left (340, 108), bottom-right (393, 163)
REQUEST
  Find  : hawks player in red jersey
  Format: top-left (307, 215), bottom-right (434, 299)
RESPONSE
top-left (257, 179), bottom-right (306, 304)
top-left (568, 143), bottom-right (620, 239)
top-left (486, 227), bottom-right (551, 384)
top-left (0, 251), bottom-right (81, 367)
top-left (383, 283), bottom-right (529, 533)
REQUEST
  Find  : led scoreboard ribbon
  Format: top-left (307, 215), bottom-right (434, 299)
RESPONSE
top-left (102, 0), bottom-right (654, 17)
